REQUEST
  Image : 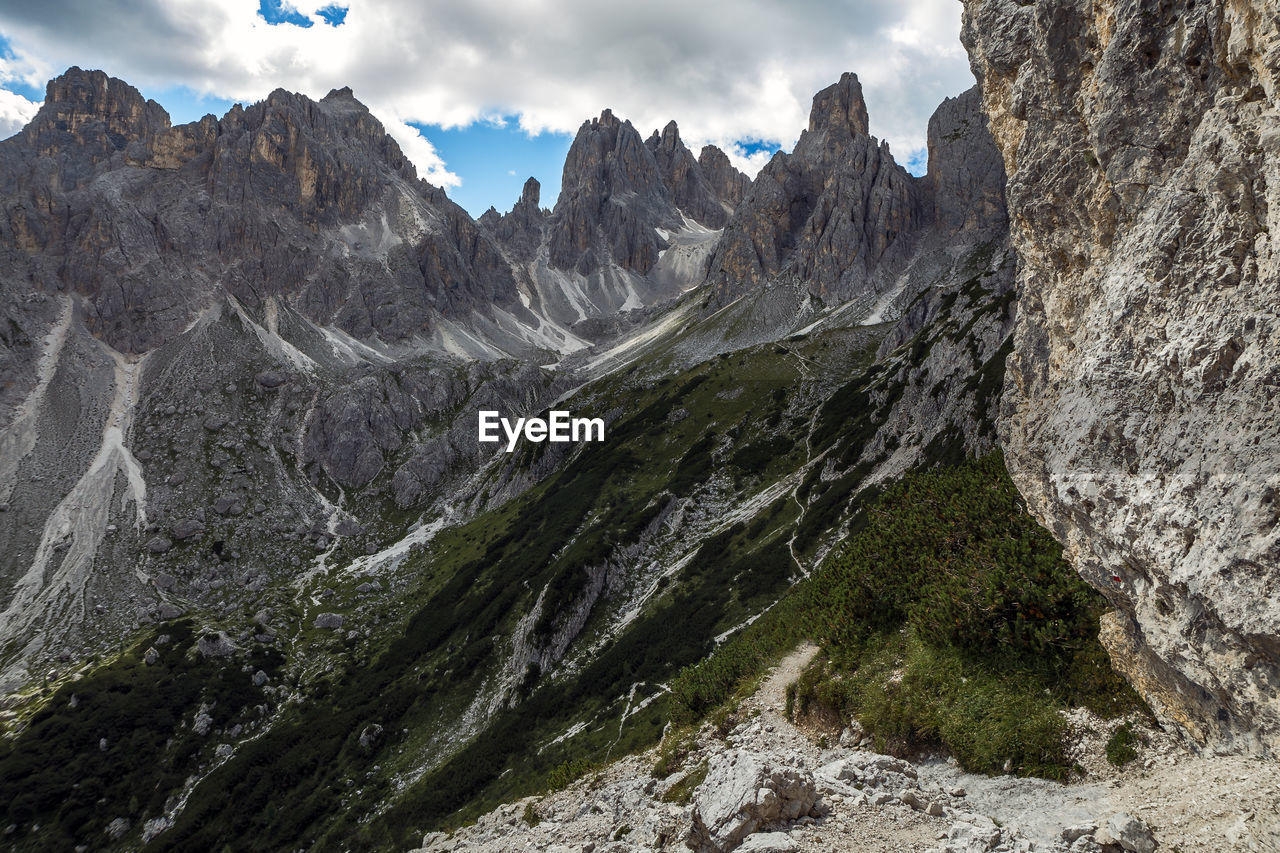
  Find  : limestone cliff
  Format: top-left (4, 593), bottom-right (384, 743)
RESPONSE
top-left (963, 0), bottom-right (1280, 752)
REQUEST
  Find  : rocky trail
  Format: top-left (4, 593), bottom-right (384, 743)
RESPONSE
top-left (412, 645), bottom-right (1279, 853)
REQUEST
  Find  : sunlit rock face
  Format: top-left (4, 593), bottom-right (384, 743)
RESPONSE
top-left (963, 0), bottom-right (1280, 752)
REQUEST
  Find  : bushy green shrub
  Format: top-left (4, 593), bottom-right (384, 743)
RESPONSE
top-left (673, 454), bottom-right (1141, 780)
top-left (1105, 722), bottom-right (1144, 767)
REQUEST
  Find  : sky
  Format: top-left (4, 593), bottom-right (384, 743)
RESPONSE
top-left (0, 0), bottom-right (974, 217)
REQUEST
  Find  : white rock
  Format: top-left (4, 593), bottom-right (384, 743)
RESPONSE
top-left (736, 831), bottom-right (799, 852)
top-left (685, 749), bottom-right (819, 853)
top-left (1062, 823), bottom-right (1097, 843)
top-left (1103, 813), bottom-right (1156, 853)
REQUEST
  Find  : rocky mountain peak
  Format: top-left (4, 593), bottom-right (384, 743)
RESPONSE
top-left (518, 176), bottom-right (541, 209)
top-left (37, 66), bottom-right (169, 134)
top-left (807, 71), bottom-right (869, 138)
top-left (648, 119), bottom-right (682, 153)
top-left (19, 67), bottom-right (170, 175)
top-left (697, 144), bottom-right (751, 208)
top-left (549, 108), bottom-right (670, 274)
top-left (704, 71), bottom-right (923, 304)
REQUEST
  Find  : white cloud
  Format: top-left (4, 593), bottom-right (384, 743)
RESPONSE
top-left (0, 0), bottom-right (974, 183)
top-left (0, 89), bottom-right (38, 140)
top-left (378, 113), bottom-right (460, 188)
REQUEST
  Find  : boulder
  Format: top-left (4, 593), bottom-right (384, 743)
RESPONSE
top-left (1100, 813), bottom-right (1156, 853)
top-left (146, 536), bottom-right (173, 554)
top-left (685, 750), bottom-right (820, 853)
top-left (314, 612), bottom-right (344, 630)
top-left (197, 631), bottom-right (236, 658)
top-left (170, 518), bottom-right (205, 540)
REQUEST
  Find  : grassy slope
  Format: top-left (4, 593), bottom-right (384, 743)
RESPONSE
top-left (0, 266), bottom-right (1136, 851)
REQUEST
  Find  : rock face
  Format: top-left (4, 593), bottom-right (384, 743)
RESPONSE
top-left (548, 110), bottom-right (740, 277)
top-left (647, 120), bottom-right (735, 229)
top-left (698, 145), bottom-right (751, 210)
top-left (705, 73), bottom-right (1007, 321)
top-left (0, 68), bottom-right (541, 356)
top-left (482, 110), bottom-right (746, 334)
top-left (962, 0), bottom-right (1280, 751)
top-left (706, 73), bottom-right (920, 304)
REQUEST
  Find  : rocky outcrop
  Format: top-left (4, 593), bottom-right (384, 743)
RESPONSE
top-left (547, 111), bottom-right (739, 277)
top-left (479, 177), bottom-right (546, 262)
top-left (686, 750), bottom-right (822, 853)
top-left (705, 73), bottom-right (1007, 317)
top-left (706, 73), bottom-right (922, 304)
top-left (697, 145), bottom-right (751, 210)
top-left (548, 109), bottom-right (677, 276)
top-left (0, 68), bottom-right (526, 355)
top-left (962, 0), bottom-right (1280, 752)
top-left (646, 121), bottom-right (735, 229)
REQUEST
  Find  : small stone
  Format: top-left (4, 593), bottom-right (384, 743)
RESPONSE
top-left (736, 832), bottom-right (798, 852)
top-left (358, 723), bottom-right (384, 749)
top-left (926, 800), bottom-right (945, 816)
top-left (1103, 813), bottom-right (1156, 853)
top-left (105, 818), bottom-right (130, 840)
top-left (197, 631), bottom-right (236, 658)
top-left (156, 596), bottom-right (184, 617)
top-left (255, 370), bottom-right (287, 389)
top-left (214, 744), bottom-right (233, 760)
top-left (143, 647), bottom-right (159, 666)
top-left (898, 789), bottom-right (925, 810)
top-left (1063, 823), bottom-right (1098, 843)
top-left (171, 518), bottom-right (205, 540)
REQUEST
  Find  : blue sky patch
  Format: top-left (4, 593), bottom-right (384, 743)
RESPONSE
top-left (414, 119), bottom-right (574, 219)
top-left (734, 138), bottom-right (782, 161)
top-left (141, 85), bottom-right (239, 126)
top-left (0, 34), bottom-right (43, 101)
top-left (904, 148), bottom-right (928, 176)
top-left (317, 5), bottom-right (349, 26)
top-left (257, 0), bottom-right (313, 28)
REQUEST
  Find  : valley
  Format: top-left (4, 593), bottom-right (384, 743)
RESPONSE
top-left (0, 3), bottom-right (1277, 848)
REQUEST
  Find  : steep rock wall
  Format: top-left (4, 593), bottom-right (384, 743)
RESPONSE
top-left (963, 0), bottom-right (1280, 752)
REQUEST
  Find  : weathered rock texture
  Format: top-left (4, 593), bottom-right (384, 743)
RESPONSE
top-left (0, 68), bottom-right (583, 685)
top-left (705, 74), bottom-right (1008, 322)
top-left (963, 0), bottom-right (1280, 752)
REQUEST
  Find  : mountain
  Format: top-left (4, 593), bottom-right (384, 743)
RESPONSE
top-left (705, 73), bottom-right (1006, 326)
top-left (0, 63), bottom-right (1039, 852)
top-left (480, 110), bottom-right (747, 334)
top-left (3, 41), bottom-right (1269, 853)
top-left (963, 0), bottom-right (1280, 753)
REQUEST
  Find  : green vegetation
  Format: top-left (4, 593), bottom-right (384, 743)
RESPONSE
top-left (652, 729), bottom-right (697, 778)
top-left (660, 759), bottom-right (709, 804)
top-left (0, 264), bottom-right (1107, 849)
top-left (138, 340), bottom-right (822, 852)
top-left (1105, 722), bottom-right (1145, 767)
top-left (0, 620), bottom-right (283, 852)
top-left (670, 454), bottom-right (1141, 780)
